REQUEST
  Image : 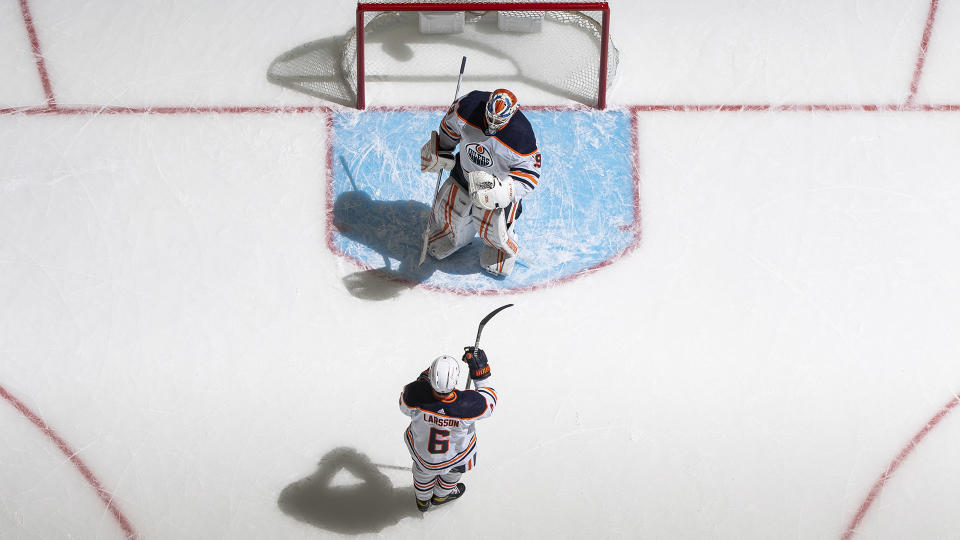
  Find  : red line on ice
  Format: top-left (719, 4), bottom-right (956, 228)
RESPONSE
top-left (324, 112), bottom-right (338, 258)
top-left (4, 104), bottom-right (960, 117)
top-left (0, 383), bottom-right (139, 539)
top-left (906, 0), bottom-right (940, 106)
top-left (840, 394), bottom-right (960, 540)
top-left (0, 104), bottom-right (333, 116)
top-left (18, 0), bottom-right (56, 107)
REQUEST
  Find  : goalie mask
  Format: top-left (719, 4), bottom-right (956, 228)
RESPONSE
top-left (428, 355), bottom-right (461, 394)
top-left (484, 89), bottom-right (518, 136)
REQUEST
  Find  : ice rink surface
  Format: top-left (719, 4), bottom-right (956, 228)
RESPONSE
top-left (2, 0), bottom-right (960, 538)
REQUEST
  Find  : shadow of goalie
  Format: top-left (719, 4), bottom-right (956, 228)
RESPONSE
top-left (332, 190), bottom-right (490, 300)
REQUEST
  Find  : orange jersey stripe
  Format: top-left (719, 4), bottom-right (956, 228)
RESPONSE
top-left (479, 387), bottom-right (498, 401)
top-left (510, 170), bottom-right (539, 185)
top-left (494, 136), bottom-right (538, 156)
top-left (402, 402), bottom-right (489, 422)
top-left (440, 118), bottom-right (460, 139)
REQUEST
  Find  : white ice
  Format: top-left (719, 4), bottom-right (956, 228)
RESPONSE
top-left (2, 0), bottom-right (960, 539)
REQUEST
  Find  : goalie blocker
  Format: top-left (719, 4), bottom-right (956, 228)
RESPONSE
top-left (419, 89), bottom-right (541, 277)
top-left (420, 130), bottom-right (455, 173)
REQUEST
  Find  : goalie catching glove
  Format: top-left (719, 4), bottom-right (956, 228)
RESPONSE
top-left (468, 170), bottom-right (514, 210)
top-left (462, 346), bottom-right (491, 381)
top-left (420, 131), bottom-right (455, 173)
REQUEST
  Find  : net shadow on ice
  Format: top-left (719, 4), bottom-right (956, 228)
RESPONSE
top-left (267, 10), bottom-right (616, 108)
top-left (267, 35), bottom-right (357, 108)
top-left (277, 447), bottom-right (419, 534)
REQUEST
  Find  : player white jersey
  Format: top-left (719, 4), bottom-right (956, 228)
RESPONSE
top-left (399, 370), bottom-right (497, 474)
top-left (438, 90), bottom-right (542, 202)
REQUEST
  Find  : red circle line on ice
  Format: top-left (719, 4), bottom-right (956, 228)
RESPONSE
top-left (0, 383), bottom-right (140, 539)
top-left (841, 393), bottom-right (960, 540)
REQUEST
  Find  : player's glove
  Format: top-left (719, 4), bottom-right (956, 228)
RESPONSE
top-left (468, 170), bottom-right (514, 210)
top-left (420, 131), bottom-right (455, 173)
top-left (462, 346), bottom-right (491, 381)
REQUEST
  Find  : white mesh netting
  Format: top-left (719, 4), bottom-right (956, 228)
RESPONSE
top-left (344, 2), bottom-right (619, 107)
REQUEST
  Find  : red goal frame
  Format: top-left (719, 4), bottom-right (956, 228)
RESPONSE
top-left (355, 2), bottom-right (612, 109)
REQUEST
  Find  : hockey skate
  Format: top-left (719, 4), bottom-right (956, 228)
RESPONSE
top-left (431, 483), bottom-right (466, 506)
top-left (416, 498), bottom-right (431, 512)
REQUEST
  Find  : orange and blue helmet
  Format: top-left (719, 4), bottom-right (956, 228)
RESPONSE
top-left (484, 89), bottom-right (518, 136)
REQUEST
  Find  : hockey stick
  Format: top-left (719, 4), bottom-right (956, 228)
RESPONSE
top-left (465, 303), bottom-right (513, 390)
top-left (418, 56), bottom-right (467, 267)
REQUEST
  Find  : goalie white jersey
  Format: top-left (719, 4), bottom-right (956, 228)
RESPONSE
top-left (399, 370), bottom-right (497, 474)
top-left (438, 90), bottom-right (542, 203)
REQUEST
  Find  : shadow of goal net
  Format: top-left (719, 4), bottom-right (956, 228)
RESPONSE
top-left (345, 1), bottom-right (619, 108)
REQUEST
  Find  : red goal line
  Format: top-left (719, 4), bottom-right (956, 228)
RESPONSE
top-left (2, 103), bottom-right (959, 116)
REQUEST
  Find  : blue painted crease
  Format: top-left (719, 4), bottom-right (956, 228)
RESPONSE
top-left (330, 109), bottom-right (637, 293)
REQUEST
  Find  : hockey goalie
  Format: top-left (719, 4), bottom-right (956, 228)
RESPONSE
top-left (420, 88), bottom-right (542, 277)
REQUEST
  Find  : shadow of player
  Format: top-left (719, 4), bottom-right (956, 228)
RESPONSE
top-left (277, 447), bottom-right (419, 534)
top-left (332, 189), bottom-right (486, 299)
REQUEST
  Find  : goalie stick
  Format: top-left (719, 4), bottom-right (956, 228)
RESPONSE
top-left (418, 56), bottom-right (467, 267)
top-left (465, 303), bottom-right (514, 390)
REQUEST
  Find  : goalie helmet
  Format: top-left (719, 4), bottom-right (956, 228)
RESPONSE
top-left (428, 355), bottom-right (461, 394)
top-left (484, 89), bottom-right (518, 136)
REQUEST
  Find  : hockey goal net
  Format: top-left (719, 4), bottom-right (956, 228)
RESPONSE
top-left (345, 1), bottom-right (617, 109)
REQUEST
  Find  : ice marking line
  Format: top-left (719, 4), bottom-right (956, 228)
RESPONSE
top-left (629, 107), bottom-right (642, 240)
top-left (324, 111), bottom-right (338, 258)
top-left (3, 104), bottom-right (960, 117)
top-left (840, 393), bottom-right (960, 540)
top-left (18, 0), bottom-right (55, 107)
top-left (906, 0), bottom-right (940, 106)
top-left (627, 104), bottom-right (960, 112)
top-left (0, 383), bottom-right (139, 539)
top-left (0, 105), bottom-right (333, 116)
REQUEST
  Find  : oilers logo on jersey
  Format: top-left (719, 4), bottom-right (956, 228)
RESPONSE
top-left (465, 143), bottom-right (492, 168)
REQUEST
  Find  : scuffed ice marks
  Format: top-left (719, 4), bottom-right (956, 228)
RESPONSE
top-left (329, 109), bottom-right (638, 294)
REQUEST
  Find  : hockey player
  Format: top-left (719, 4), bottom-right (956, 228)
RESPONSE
top-left (420, 88), bottom-right (542, 277)
top-left (399, 347), bottom-right (497, 512)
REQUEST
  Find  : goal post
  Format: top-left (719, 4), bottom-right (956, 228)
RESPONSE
top-left (348, 1), bottom-right (616, 109)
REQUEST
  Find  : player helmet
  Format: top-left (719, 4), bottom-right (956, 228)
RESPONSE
top-left (428, 355), bottom-right (461, 395)
top-left (484, 89), bottom-right (518, 136)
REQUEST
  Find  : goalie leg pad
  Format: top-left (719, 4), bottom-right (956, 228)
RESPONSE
top-left (480, 244), bottom-right (518, 277)
top-left (474, 209), bottom-right (520, 276)
top-left (427, 178), bottom-right (475, 260)
top-left (472, 208), bottom-right (519, 256)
